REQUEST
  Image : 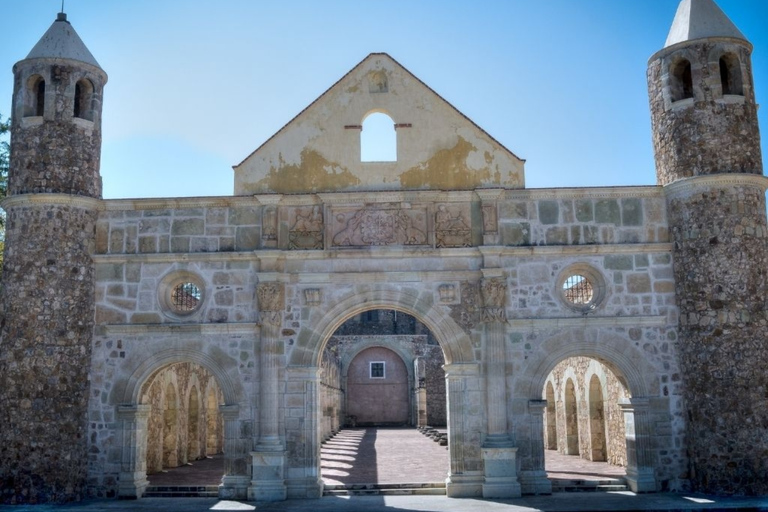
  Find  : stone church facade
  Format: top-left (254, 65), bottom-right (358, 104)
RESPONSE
top-left (1, 0), bottom-right (766, 504)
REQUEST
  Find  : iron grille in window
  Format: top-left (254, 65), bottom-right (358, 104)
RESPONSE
top-left (562, 275), bottom-right (594, 305)
top-left (172, 282), bottom-right (201, 312)
top-left (370, 362), bottom-right (385, 379)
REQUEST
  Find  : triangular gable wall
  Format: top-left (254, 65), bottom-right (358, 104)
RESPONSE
top-left (234, 53), bottom-right (525, 195)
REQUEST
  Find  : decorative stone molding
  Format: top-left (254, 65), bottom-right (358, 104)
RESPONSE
top-left (663, 173), bottom-right (768, 199)
top-left (438, 283), bottom-right (458, 304)
top-left (262, 206), bottom-right (277, 241)
top-left (481, 278), bottom-right (507, 323)
top-left (303, 288), bottom-right (322, 306)
top-left (504, 185), bottom-right (663, 201)
top-left (481, 204), bottom-right (498, 234)
top-left (2, 192), bottom-right (102, 210)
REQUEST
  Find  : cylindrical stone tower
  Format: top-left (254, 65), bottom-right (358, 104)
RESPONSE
top-left (0, 13), bottom-right (106, 503)
top-left (648, 0), bottom-right (767, 495)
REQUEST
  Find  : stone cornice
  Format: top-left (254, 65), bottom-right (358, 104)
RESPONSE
top-left (664, 173), bottom-right (768, 199)
top-left (504, 185), bottom-right (663, 201)
top-left (507, 314), bottom-right (668, 329)
top-left (93, 243), bottom-right (672, 265)
top-left (103, 195), bottom-right (258, 211)
top-left (2, 193), bottom-right (102, 210)
top-left (96, 322), bottom-right (259, 336)
top-left (93, 252), bottom-right (257, 264)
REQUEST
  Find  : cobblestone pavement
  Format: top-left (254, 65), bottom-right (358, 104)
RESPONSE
top-left (321, 427), bottom-right (449, 485)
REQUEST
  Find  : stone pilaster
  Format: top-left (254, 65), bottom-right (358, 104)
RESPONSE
top-left (219, 405), bottom-right (248, 500)
top-left (619, 398), bottom-right (656, 493)
top-left (444, 363), bottom-right (484, 498)
top-left (285, 367), bottom-right (323, 499)
top-left (518, 399), bottom-right (552, 495)
top-left (249, 282), bottom-right (287, 501)
top-left (116, 405), bottom-right (151, 499)
top-left (479, 275), bottom-right (520, 498)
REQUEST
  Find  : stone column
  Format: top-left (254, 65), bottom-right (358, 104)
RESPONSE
top-left (480, 276), bottom-right (521, 498)
top-left (116, 404), bottom-right (151, 499)
top-left (219, 405), bottom-right (248, 500)
top-left (619, 398), bottom-right (656, 493)
top-left (518, 399), bottom-right (552, 495)
top-left (414, 357), bottom-right (428, 427)
top-left (444, 363), bottom-right (484, 498)
top-left (249, 283), bottom-right (287, 501)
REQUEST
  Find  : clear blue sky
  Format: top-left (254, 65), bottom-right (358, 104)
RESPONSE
top-left (1, 0), bottom-right (766, 199)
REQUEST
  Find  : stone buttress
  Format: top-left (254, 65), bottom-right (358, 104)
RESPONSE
top-left (648, 0), bottom-right (768, 494)
top-left (0, 13), bottom-right (106, 503)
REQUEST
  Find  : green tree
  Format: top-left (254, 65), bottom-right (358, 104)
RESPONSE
top-left (0, 113), bottom-right (9, 270)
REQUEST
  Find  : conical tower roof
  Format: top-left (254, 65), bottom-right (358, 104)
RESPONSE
top-left (24, 12), bottom-right (102, 69)
top-left (665, 0), bottom-right (747, 48)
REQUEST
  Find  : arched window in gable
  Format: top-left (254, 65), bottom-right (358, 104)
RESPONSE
top-left (361, 111), bottom-right (397, 162)
top-left (669, 59), bottom-right (693, 102)
top-left (24, 75), bottom-right (45, 117)
top-left (74, 79), bottom-right (94, 120)
top-left (719, 54), bottom-right (743, 96)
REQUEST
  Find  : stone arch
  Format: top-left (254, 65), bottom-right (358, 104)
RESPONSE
top-left (115, 348), bottom-right (243, 407)
top-left (361, 110), bottom-right (397, 162)
top-left (668, 55), bottom-right (693, 102)
top-left (346, 346), bottom-right (410, 425)
top-left (74, 78), bottom-right (94, 120)
top-left (290, 285), bottom-right (474, 368)
top-left (517, 329), bottom-right (658, 400)
top-left (718, 52), bottom-right (743, 96)
top-left (24, 74), bottom-right (45, 117)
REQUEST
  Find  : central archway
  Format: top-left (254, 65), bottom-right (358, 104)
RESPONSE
top-left (290, 285), bottom-right (478, 494)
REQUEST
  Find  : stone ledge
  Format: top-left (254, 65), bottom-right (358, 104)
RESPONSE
top-left (95, 322), bottom-right (259, 335)
top-left (664, 173), bottom-right (768, 198)
top-left (507, 315), bottom-right (668, 329)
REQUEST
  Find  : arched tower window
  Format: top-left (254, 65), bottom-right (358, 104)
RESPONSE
top-left (719, 54), bottom-right (743, 96)
top-left (74, 79), bottom-right (94, 120)
top-left (24, 75), bottom-right (45, 117)
top-left (361, 112), bottom-right (397, 162)
top-left (669, 59), bottom-right (693, 102)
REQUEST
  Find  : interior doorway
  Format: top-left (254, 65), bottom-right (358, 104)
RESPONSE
top-left (542, 356), bottom-right (629, 487)
top-left (318, 308), bottom-right (448, 485)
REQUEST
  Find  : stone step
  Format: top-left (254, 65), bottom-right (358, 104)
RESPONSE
top-left (549, 478), bottom-right (629, 493)
top-left (323, 482), bottom-right (446, 496)
top-left (144, 485), bottom-right (219, 498)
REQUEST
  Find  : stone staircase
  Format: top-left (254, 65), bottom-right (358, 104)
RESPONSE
top-left (549, 477), bottom-right (629, 492)
top-left (143, 485), bottom-right (219, 498)
top-left (323, 482), bottom-right (446, 496)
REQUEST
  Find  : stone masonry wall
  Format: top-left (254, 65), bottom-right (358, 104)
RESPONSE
top-left (648, 43), bottom-right (762, 184)
top-left (0, 205), bottom-right (99, 504)
top-left (667, 185), bottom-right (768, 495)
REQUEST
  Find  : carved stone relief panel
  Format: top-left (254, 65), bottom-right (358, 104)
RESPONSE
top-left (482, 204), bottom-right (498, 234)
top-left (257, 283), bottom-right (285, 312)
top-left (262, 206), bottom-right (277, 241)
top-left (480, 278), bottom-right (507, 323)
top-left (435, 203), bottom-right (472, 248)
top-left (303, 288), bottom-right (322, 306)
top-left (288, 206), bottom-right (324, 250)
top-left (330, 205), bottom-right (427, 247)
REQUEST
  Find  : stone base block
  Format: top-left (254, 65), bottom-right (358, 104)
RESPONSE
top-left (248, 450), bottom-right (287, 501)
top-left (287, 478), bottom-right (324, 499)
top-left (219, 475), bottom-right (249, 500)
top-left (117, 472), bottom-right (148, 499)
top-left (445, 474), bottom-right (483, 497)
top-left (482, 446), bottom-right (521, 499)
top-left (519, 470), bottom-right (552, 495)
top-left (626, 467), bottom-right (656, 493)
